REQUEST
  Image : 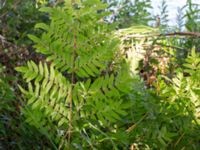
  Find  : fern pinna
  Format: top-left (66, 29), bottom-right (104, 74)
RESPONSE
top-left (16, 0), bottom-right (133, 149)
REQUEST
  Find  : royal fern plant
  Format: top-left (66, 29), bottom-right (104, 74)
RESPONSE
top-left (153, 47), bottom-right (200, 149)
top-left (16, 0), bottom-right (133, 149)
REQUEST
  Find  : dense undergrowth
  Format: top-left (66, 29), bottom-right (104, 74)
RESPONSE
top-left (0, 0), bottom-right (200, 149)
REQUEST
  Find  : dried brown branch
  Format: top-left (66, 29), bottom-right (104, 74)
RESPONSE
top-left (0, 34), bottom-right (18, 49)
top-left (121, 32), bottom-right (200, 40)
top-left (0, 0), bottom-right (21, 18)
top-left (158, 32), bottom-right (200, 38)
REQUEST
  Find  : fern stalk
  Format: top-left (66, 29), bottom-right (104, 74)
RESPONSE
top-left (68, 28), bottom-right (77, 149)
top-left (66, 2), bottom-right (77, 149)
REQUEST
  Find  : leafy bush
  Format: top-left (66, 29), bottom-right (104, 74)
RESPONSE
top-left (152, 48), bottom-right (200, 149)
top-left (0, 64), bottom-right (16, 148)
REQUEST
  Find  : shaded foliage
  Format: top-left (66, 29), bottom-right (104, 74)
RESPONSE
top-left (102, 0), bottom-right (152, 28)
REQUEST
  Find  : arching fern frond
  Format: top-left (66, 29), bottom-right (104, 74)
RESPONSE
top-left (16, 61), bottom-right (69, 129)
top-left (16, 1), bottom-right (134, 149)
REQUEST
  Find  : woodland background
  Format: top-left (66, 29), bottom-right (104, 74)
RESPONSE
top-left (0, 0), bottom-right (200, 149)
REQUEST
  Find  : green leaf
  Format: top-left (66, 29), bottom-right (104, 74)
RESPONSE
top-left (15, 66), bottom-right (28, 73)
top-left (28, 34), bottom-right (41, 43)
top-left (35, 23), bottom-right (49, 31)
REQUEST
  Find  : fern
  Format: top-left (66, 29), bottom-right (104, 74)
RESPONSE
top-left (150, 48), bottom-right (200, 149)
top-left (16, 1), bottom-right (133, 149)
top-left (183, 48), bottom-right (200, 124)
top-left (161, 48), bottom-right (200, 124)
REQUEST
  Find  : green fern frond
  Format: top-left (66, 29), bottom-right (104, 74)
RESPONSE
top-left (17, 1), bottom-right (134, 149)
top-left (16, 61), bottom-right (69, 129)
top-left (183, 47), bottom-right (200, 79)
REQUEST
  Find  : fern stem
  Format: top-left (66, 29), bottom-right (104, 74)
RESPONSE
top-left (67, 14), bottom-right (77, 149)
top-left (67, 85), bottom-right (73, 149)
top-left (126, 113), bottom-right (148, 133)
top-left (174, 132), bottom-right (185, 147)
top-left (58, 3), bottom-right (77, 149)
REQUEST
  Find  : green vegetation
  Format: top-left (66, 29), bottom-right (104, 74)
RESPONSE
top-left (0, 0), bottom-right (200, 149)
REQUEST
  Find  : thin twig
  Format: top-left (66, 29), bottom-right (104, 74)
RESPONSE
top-left (174, 132), bottom-right (185, 147)
top-left (156, 43), bottom-right (185, 51)
top-left (0, 34), bottom-right (20, 50)
top-left (126, 113), bottom-right (148, 133)
top-left (0, 0), bottom-right (21, 18)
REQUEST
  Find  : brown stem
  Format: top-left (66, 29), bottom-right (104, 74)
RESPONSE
top-left (67, 28), bottom-right (76, 149)
top-left (126, 113), bottom-right (148, 133)
top-left (59, 1), bottom-right (77, 149)
top-left (58, 29), bottom-right (76, 150)
top-left (174, 132), bottom-right (185, 147)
